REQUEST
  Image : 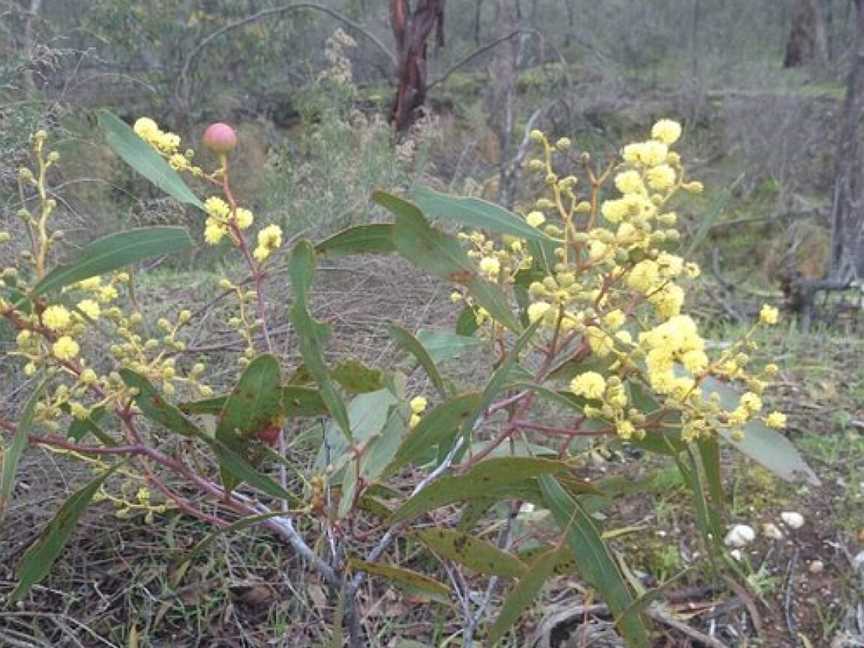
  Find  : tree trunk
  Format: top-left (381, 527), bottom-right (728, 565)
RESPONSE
top-left (489, 0), bottom-right (521, 208)
top-left (828, 0), bottom-right (864, 280)
top-left (473, 0), bottom-right (484, 45)
top-left (389, 0), bottom-right (446, 131)
top-left (784, 0), bottom-right (828, 66)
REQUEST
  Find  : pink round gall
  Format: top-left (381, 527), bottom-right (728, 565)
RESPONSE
top-left (202, 122), bottom-right (237, 155)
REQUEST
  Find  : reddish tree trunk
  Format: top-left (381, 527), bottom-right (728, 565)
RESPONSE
top-left (784, 0), bottom-right (827, 67)
top-left (389, 0), bottom-right (446, 131)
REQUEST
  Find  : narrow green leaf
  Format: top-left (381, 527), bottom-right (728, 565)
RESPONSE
top-left (289, 240), bottom-right (351, 440)
top-left (415, 329), bottom-right (484, 363)
top-left (539, 475), bottom-right (650, 648)
top-left (120, 369), bottom-right (202, 438)
top-left (98, 110), bottom-right (204, 209)
top-left (349, 559), bottom-right (451, 604)
top-left (391, 457), bottom-right (568, 523)
top-left (698, 437), bottom-right (725, 514)
top-left (410, 186), bottom-right (553, 243)
top-left (210, 440), bottom-right (296, 502)
top-left (416, 528), bottom-right (527, 578)
top-left (675, 446), bottom-right (724, 554)
top-left (315, 224), bottom-right (396, 257)
top-left (390, 392), bottom-right (482, 470)
top-left (701, 376), bottom-right (820, 486)
top-left (488, 547), bottom-right (565, 644)
top-left (388, 324), bottom-right (448, 398)
top-left (33, 227), bottom-right (194, 296)
top-left (1, 381), bottom-right (44, 523)
top-left (330, 359), bottom-right (385, 394)
top-left (11, 463), bottom-right (122, 602)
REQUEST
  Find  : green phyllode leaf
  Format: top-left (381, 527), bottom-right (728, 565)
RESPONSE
top-left (33, 227), bottom-right (194, 296)
top-left (388, 323), bottom-right (448, 398)
top-left (410, 186), bottom-right (554, 243)
top-left (416, 528), bottom-right (527, 578)
top-left (289, 240), bottom-right (352, 440)
top-left (120, 369), bottom-right (203, 438)
top-left (11, 463), bottom-right (123, 602)
top-left (389, 392), bottom-right (482, 471)
top-left (214, 354), bottom-right (283, 489)
top-left (539, 475), bottom-right (651, 648)
top-left (1, 381), bottom-right (45, 523)
top-left (98, 110), bottom-right (204, 209)
top-left (488, 546), bottom-right (567, 643)
top-left (315, 224), bottom-right (396, 257)
top-left (349, 559), bottom-right (451, 604)
top-left (390, 457), bottom-right (569, 523)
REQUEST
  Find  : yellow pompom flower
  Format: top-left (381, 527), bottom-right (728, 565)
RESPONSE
top-left (253, 224), bottom-right (283, 262)
top-left (77, 276), bottom-right (101, 291)
top-left (234, 208), bottom-right (254, 230)
top-left (98, 285), bottom-right (118, 303)
top-left (479, 256), bottom-right (501, 278)
top-left (525, 211), bottom-right (545, 228)
top-left (601, 199), bottom-right (630, 224)
top-left (204, 218), bottom-right (227, 245)
top-left (69, 401), bottom-right (89, 420)
top-left (646, 164), bottom-right (676, 191)
top-left (204, 197), bottom-right (230, 219)
top-left (616, 420), bottom-right (637, 440)
top-left (614, 170), bottom-right (645, 195)
top-left (682, 349), bottom-right (709, 374)
top-left (739, 392), bottom-right (763, 414)
top-left (765, 411), bottom-right (787, 429)
top-left (43, 305), bottom-right (71, 331)
top-left (527, 301), bottom-right (552, 323)
top-left (570, 371), bottom-right (607, 400)
top-left (651, 119), bottom-right (682, 145)
top-left (640, 140), bottom-right (669, 166)
top-left (759, 304), bottom-right (779, 325)
top-left (603, 309), bottom-right (626, 330)
top-left (133, 117), bottom-right (159, 138)
top-left (626, 260), bottom-right (660, 293)
top-left (80, 368), bottom-right (98, 385)
top-left (586, 326), bottom-right (614, 357)
top-left (410, 396), bottom-right (428, 415)
top-left (76, 299), bottom-right (100, 320)
top-left (52, 336), bottom-right (80, 361)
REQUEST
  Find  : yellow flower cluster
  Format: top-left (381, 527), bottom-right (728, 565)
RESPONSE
top-left (456, 120), bottom-right (787, 444)
top-left (253, 224), bottom-right (283, 262)
top-left (202, 196), bottom-right (255, 246)
top-left (134, 117), bottom-right (204, 176)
